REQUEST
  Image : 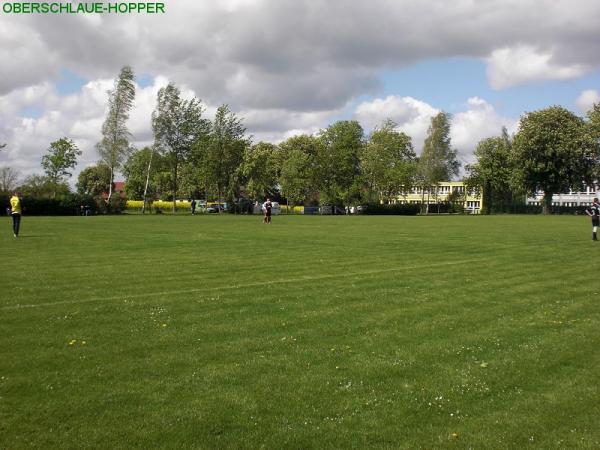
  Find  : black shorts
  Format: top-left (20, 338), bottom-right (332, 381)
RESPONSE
top-left (593, 217), bottom-right (599, 227)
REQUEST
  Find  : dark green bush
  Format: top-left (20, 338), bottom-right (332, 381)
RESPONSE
top-left (1, 193), bottom-right (105, 215)
top-left (420, 203), bottom-right (453, 214)
top-left (362, 203), bottom-right (420, 215)
top-left (96, 195), bottom-right (126, 214)
top-left (229, 198), bottom-right (254, 214)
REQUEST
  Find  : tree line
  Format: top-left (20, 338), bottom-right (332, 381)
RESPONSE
top-left (465, 105), bottom-right (600, 214)
top-left (76, 66), bottom-right (460, 213)
top-left (2, 65), bottom-right (599, 215)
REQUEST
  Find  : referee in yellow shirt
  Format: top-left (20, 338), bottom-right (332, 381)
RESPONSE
top-left (10, 192), bottom-right (21, 238)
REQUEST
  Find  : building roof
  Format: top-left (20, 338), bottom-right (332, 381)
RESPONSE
top-left (100, 181), bottom-right (127, 200)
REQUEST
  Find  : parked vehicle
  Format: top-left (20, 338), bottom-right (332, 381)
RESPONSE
top-left (271, 202), bottom-right (281, 215)
top-left (253, 201), bottom-right (281, 215)
top-left (207, 203), bottom-right (225, 213)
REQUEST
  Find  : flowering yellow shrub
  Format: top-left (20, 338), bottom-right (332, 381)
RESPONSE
top-left (126, 200), bottom-right (145, 209)
top-left (280, 205), bottom-right (304, 214)
top-left (126, 200), bottom-right (192, 213)
top-left (153, 200), bottom-right (192, 211)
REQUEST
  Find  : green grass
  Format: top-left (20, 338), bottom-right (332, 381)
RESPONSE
top-left (1, 214), bottom-right (600, 449)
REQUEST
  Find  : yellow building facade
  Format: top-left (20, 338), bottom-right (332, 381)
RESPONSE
top-left (394, 181), bottom-right (483, 214)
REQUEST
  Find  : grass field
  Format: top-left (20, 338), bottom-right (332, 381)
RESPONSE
top-left (1, 214), bottom-right (600, 449)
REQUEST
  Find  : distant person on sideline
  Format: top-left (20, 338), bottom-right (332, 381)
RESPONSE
top-left (191, 199), bottom-right (197, 215)
top-left (262, 198), bottom-right (272, 224)
top-left (10, 191), bottom-right (22, 238)
top-left (586, 197), bottom-right (600, 241)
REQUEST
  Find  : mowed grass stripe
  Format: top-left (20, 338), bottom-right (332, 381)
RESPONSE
top-left (1, 256), bottom-right (487, 310)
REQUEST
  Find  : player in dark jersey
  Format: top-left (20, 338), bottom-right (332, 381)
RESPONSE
top-left (262, 198), bottom-right (272, 224)
top-left (585, 197), bottom-right (600, 241)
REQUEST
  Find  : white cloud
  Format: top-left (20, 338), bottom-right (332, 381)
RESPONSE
top-left (354, 95), bottom-right (517, 166)
top-left (575, 89), bottom-right (600, 113)
top-left (241, 107), bottom-right (341, 143)
top-left (354, 96), bottom-right (438, 129)
top-left (2, 0), bottom-right (600, 103)
top-left (0, 77), bottom-right (171, 183)
top-left (450, 97), bottom-right (518, 165)
top-left (0, 74), bottom-right (340, 184)
top-left (486, 45), bottom-right (590, 90)
top-left (354, 95), bottom-right (439, 152)
top-left (0, 78), bottom-right (529, 186)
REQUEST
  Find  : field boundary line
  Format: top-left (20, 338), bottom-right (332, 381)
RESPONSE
top-left (1, 258), bottom-right (485, 310)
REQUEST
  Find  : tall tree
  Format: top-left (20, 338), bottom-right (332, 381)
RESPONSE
top-left (361, 119), bottom-right (417, 203)
top-left (19, 174), bottom-right (70, 198)
top-left (0, 166), bottom-right (20, 193)
top-left (203, 104), bottom-right (249, 205)
top-left (97, 66), bottom-right (136, 204)
top-left (512, 106), bottom-right (599, 214)
top-left (278, 134), bottom-right (321, 208)
top-left (239, 142), bottom-right (279, 200)
top-left (41, 137), bottom-right (81, 198)
top-left (76, 164), bottom-right (112, 198)
top-left (122, 147), bottom-right (169, 201)
top-left (418, 112), bottom-right (460, 213)
top-left (141, 147), bottom-right (156, 213)
top-left (465, 128), bottom-right (516, 213)
top-left (317, 120), bottom-right (364, 206)
top-left (152, 83), bottom-right (210, 212)
top-left (588, 103), bottom-right (600, 139)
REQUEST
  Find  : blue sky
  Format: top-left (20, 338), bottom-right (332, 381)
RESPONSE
top-left (21, 62), bottom-right (599, 123)
top-left (56, 69), bottom-right (89, 95)
top-left (380, 58), bottom-right (600, 117)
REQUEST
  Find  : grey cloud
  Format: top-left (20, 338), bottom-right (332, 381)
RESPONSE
top-left (2, 0), bottom-right (599, 110)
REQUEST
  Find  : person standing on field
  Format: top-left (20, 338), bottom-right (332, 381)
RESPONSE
top-left (191, 199), bottom-right (197, 215)
top-left (585, 197), bottom-right (600, 241)
top-left (262, 198), bottom-right (272, 224)
top-left (9, 192), bottom-right (22, 238)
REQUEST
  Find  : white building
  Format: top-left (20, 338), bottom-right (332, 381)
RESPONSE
top-left (396, 181), bottom-right (483, 214)
top-left (526, 184), bottom-right (599, 207)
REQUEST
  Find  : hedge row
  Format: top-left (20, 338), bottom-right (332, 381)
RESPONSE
top-left (1, 194), bottom-right (126, 216)
top-left (483, 204), bottom-right (587, 215)
top-left (416, 203), bottom-right (464, 214)
top-left (2, 194), bottom-right (591, 216)
top-left (362, 203), bottom-right (420, 215)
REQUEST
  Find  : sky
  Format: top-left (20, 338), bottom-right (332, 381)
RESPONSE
top-left (1, 0), bottom-right (600, 184)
